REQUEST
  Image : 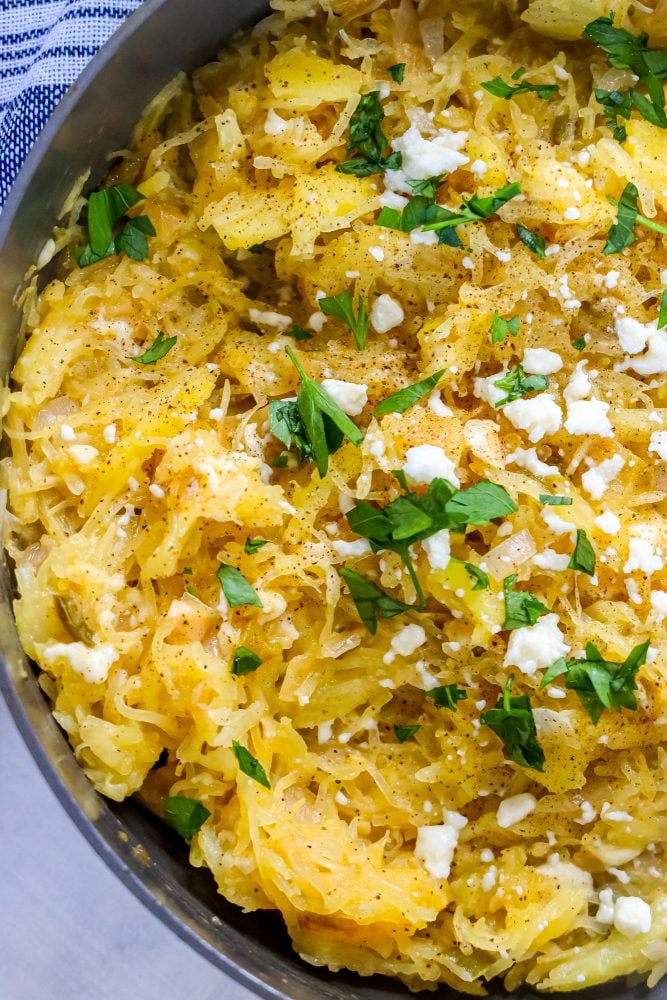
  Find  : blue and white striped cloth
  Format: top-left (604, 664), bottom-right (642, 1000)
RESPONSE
top-left (0, 0), bottom-right (142, 207)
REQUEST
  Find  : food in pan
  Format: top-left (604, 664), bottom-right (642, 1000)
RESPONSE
top-left (5, 0), bottom-right (667, 991)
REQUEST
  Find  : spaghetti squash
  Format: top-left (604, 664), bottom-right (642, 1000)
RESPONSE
top-left (4, 0), bottom-right (667, 991)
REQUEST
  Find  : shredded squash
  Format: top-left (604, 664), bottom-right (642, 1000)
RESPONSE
top-left (5, 0), bottom-right (667, 992)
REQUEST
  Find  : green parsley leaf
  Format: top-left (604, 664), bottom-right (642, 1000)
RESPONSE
top-left (114, 215), bottom-right (156, 260)
top-left (461, 561), bottom-right (489, 590)
top-left (232, 740), bottom-right (270, 788)
top-left (336, 91), bottom-right (402, 177)
top-left (374, 369), bottom-right (445, 416)
top-left (77, 183), bottom-right (154, 267)
top-left (594, 87), bottom-right (632, 141)
top-left (216, 564), bottom-right (263, 608)
top-left (164, 795), bottom-right (211, 840)
top-left (541, 639), bottom-right (650, 724)
top-left (426, 684), bottom-right (468, 710)
top-left (659, 290), bottom-right (667, 330)
top-left (275, 346), bottom-right (363, 477)
top-left (339, 566), bottom-right (412, 634)
top-left (319, 291), bottom-right (369, 350)
top-left (568, 528), bottom-right (596, 575)
top-left (231, 646), bottom-right (263, 676)
top-left (407, 175), bottom-right (443, 199)
top-left (388, 63), bottom-right (406, 84)
top-left (503, 574), bottom-right (550, 630)
top-left (379, 182), bottom-right (522, 243)
top-left (249, 243), bottom-right (265, 254)
top-left (583, 15), bottom-right (667, 78)
top-left (244, 537), bottom-right (269, 555)
top-left (285, 324), bottom-right (313, 341)
top-left (482, 75), bottom-right (559, 101)
top-left (394, 724), bottom-right (420, 742)
top-left (493, 365), bottom-right (548, 407)
top-left (481, 675), bottom-right (545, 771)
top-left (572, 337), bottom-right (587, 351)
top-left (539, 494), bottom-right (573, 506)
top-left (605, 181), bottom-right (667, 254)
top-left (443, 480), bottom-right (518, 530)
top-left (490, 311), bottom-right (520, 344)
top-left (131, 330), bottom-right (177, 365)
top-left (516, 223), bottom-right (546, 260)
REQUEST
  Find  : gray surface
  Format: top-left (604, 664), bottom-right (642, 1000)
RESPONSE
top-left (0, 692), bottom-right (253, 1000)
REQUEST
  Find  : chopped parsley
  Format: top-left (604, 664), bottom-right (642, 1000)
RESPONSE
top-left (335, 91), bottom-right (402, 177)
top-left (539, 494), bottom-right (573, 506)
top-left (131, 330), bottom-right (176, 365)
top-left (503, 574), bottom-right (550, 630)
top-left (216, 564), bottom-right (263, 608)
top-left (516, 223), bottom-right (546, 260)
top-left (244, 537), bottom-right (269, 555)
top-left (388, 63), bottom-right (405, 84)
top-left (659, 290), bottom-right (667, 330)
top-left (481, 675), bottom-right (545, 771)
top-left (339, 566), bottom-right (412, 634)
top-left (541, 639), bottom-right (650, 724)
top-left (377, 181), bottom-right (522, 246)
top-left (425, 684), bottom-right (468, 711)
top-left (394, 723), bottom-right (420, 742)
top-left (77, 183), bottom-right (155, 267)
top-left (347, 478), bottom-right (516, 606)
top-left (164, 795), bottom-right (210, 840)
top-left (572, 336), bottom-right (587, 351)
top-left (584, 16), bottom-right (667, 139)
top-left (482, 71), bottom-right (559, 102)
top-left (490, 312), bottom-right (520, 345)
top-left (231, 646), bottom-right (263, 676)
top-left (318, 291), bottom-right (369, 350)
top-left (604, 182), bottom-right (667, 253)
top-left (232, 741), bottom-right (271, 788)
top-left (374, 369), bottom-right (445, 416)
top-left (568, 528), bottom-right (596, 575)
top-left (268, 346), bottom-right (363, 477)
top-left (493, 365), bottom-right (548, 406)
top-left (460, 561), bottom-right (490, 590)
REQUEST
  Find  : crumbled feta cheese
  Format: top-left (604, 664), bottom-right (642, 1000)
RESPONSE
top-left (60, 423), bottom-right (76, 442)
top-left (564, 206), bottom-right (581, 220)
top-left (496, 793), bottom-right (537, 829)
top-left (103, 423), bottom-right (117, 444)
top-left (68, 444), bottom-right (99, 467)
top-left (321, 378), bottom-right (368, 416)
top-left (369, 244), bottom-right (385, 262)
top-left (581, 455), bottom-right (624, 499)
top-left (428, 391), bottom-right (453, 417)
top-left (404, 444), bottom-right (459, 486)
top-left (615, 315), bottom-right (652, 354)
top-left (410, 229), bottom-right (439, 246)
top-left (596, 888), bottom-right (615, 924)
top-left (480, 847), bottom-right (494, 863)
top-left (370, 293), bottom-right (404, 333)
top-left (649, 431), bottom-right (667, 462)
top-left (317, 722), bottom-right (333, 744)
top-left (43, 641), bottom-right (119, 684)
top-left (385, 624), bottom-right (427, 663)
top-left (385, 124), bottom-right (469, 193)
top-left (604, 270), bottom-right (620, 289)
top-left (415, 810), bottom-right (468, 879)
top-left (564, 399), bottom-right (614, 437)
top-left (650, 590), bottom-right (667, 622)
top-left (504, 614), bottom-right (569, 676)
top-left (523, 348), bottom-right (563, 375)
top-left (248, 308), bottom-right (292, 330)
top-left (533, 549), bottom-right (570, 571)
top-left (506, 446), bottom-right (559, 477)
top-left (379, 190), bottom-right (409, 211)
top-left (614, 896), bottom-right (652, 938)
top-left (542, 507), bottom-right (576, 537)
top-left (576, 801), bottom-right (597, 825)
top-left (616, 317), bottom-right (667, 375)
top-left (563, 360), bottom-right (591, 403)
top-left (595, 510), bottom-right (621, 535)
top-left (149, 483), bottom-right (165, 499)
top-left (503, 394), bottom-right (563, 443)
top-left (422, 528), bottom-right (451, 570)
top-left (331, 538), bottom-right (372, 558)
top-left (470, 158), bottom-right (488, 177)
top-left (624, 536), bottom-right (664, 575)
top-left (481, 865), bottom-right (497, 891)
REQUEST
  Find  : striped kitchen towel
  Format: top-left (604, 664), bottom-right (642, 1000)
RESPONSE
top-left (0, 0), bottom-right (142, 208)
